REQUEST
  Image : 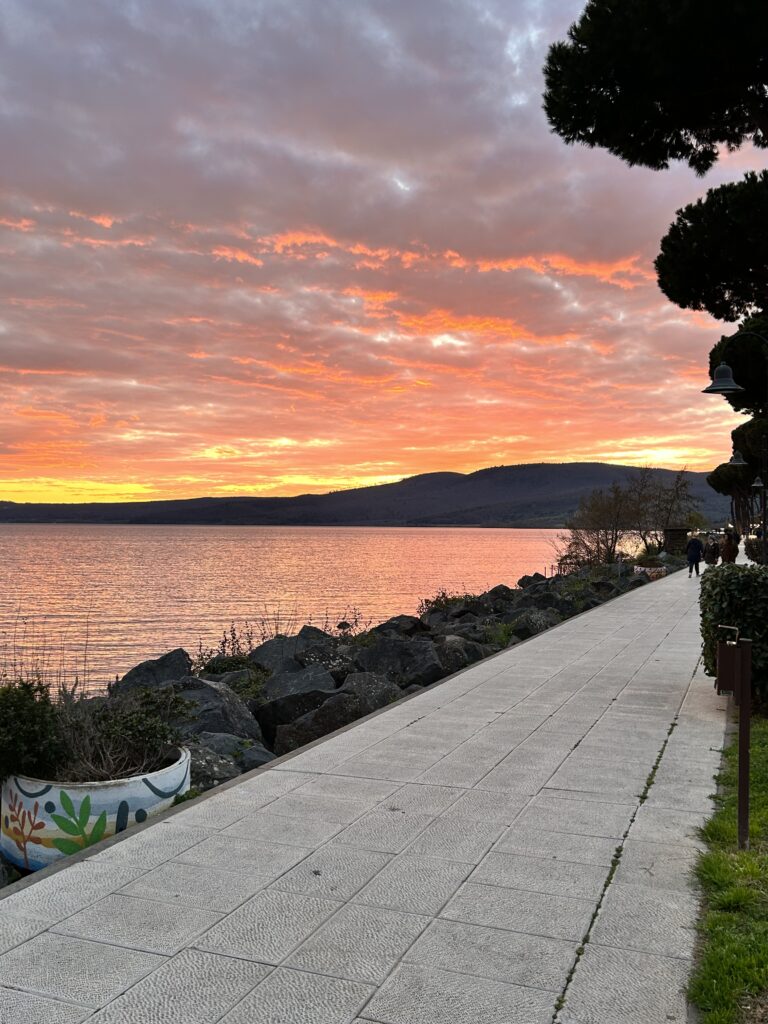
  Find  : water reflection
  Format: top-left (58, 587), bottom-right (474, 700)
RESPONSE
top-left (0, 525), bottom-right (559, 687)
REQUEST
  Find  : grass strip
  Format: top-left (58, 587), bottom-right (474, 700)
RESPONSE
top-left (689, 717), bottom-right (768, 1024)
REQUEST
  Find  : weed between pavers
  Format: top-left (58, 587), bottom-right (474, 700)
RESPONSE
top-left (550, 720), bottom-right (677, 1022)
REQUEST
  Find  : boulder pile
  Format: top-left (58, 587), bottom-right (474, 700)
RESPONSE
top-left (113, 562), bottom-right (672, 792)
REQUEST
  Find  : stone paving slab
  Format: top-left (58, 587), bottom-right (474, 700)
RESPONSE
top-left (0, 568), bottom-right (728, 1023)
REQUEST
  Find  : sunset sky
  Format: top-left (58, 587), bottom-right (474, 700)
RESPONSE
top-left (1, 0), bottom-right (765, 503)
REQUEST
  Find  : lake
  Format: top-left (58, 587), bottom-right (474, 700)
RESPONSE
top-left (0, 525), bottom-right (561, 687)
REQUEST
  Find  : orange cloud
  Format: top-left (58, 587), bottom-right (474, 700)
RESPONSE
top-left (211, 245), bottom-right (264, 266)
top-left (1, 0), bottom-right (762, 503)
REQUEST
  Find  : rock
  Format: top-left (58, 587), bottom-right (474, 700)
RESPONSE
top-left (188, 743), bottom-right (242, 791)
top-left (197, 730), bottom-right (276, 772)
top-left (517, 572), bottom-right (547, 589)
top-left (237, 743), bottom-right (276, 771)
top-left (446, 598), bottom-right (489, 619)
top-left (171, 677), bottom-right (263, 743)
top-left (255, 665), bottom-right (337, 746)
top-left (248, 626), bottom-right (336, 675)
top-left (114, 648), bottom-right (192, 695)
top-left (435, 635), bottom-right (488, 674)
top-left (247, 637), bottom-right (303, 676)
top-left (272, 672), bottom-right (408, 755)
top-left (430, 620), bottom-right (491, 644)
top-left (216, 669), bottom-right (254, 690)
top-left (420, 609), bottom-right (448, 631)
top-left (626, 573), bottom-right (650, 587)
top-left (402, 683), bottom-right (424, 695)
top-left (355, 636), bottom-right (446, 688)
top-left (370, 615), bottom-right (426, 637)
top-left (590, 580), bottom-right (622, 598)
top-left (295, 624), bottom-right (336, 648)
top-left (340, 672), bottom-right (402, 715)
top-left (483, 586), bottom-right (522, 614)
top-left (506, 608), bottom-right (562, 640)
top-left (197, 731), bottom-right (248, 759)
top-left (550, 595), bottom-right (578, 617)
top-left (273, 693), bottom-right (361, 755)
top-left (298, 642), bottom-right (357, 682)
top-left (515, 586), bottom-right (558, 610)
top-left (262, 664), bottom-right (337, 703)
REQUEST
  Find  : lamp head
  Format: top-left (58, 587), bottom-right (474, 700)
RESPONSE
top-left (703, 362), bottom-right (745, 395)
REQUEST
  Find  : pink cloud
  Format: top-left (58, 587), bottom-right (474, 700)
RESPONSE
top-left (0, 0), bottom-right (764, 500)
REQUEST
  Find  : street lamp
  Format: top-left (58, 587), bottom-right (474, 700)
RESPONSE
top-left (703, 362), bottom-right (745, 396)
top-left (703, 330), bottom-right (768, 565)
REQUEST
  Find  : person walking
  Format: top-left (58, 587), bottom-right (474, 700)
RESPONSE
top-left (721, 531), bottom-right (739, 564)
top-left (703, 535), bottom-right (720, 566)
top-left (686, 532), bottom-right (704, 577)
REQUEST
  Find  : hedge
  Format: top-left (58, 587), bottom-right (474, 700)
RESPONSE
top-left (700, 564), bottom-right (768, 700)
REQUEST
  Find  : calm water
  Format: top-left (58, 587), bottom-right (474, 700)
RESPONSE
top-left (0, 525), bottom-right (559, 687)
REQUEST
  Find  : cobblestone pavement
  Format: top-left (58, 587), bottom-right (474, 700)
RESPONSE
top-left (0, 568), bottom-right (727, 1024)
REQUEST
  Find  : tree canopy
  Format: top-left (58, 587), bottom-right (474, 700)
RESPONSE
top-left (708, 315), bottom-right (768, 416)
top-left (561, 469), bottom-right (700, 565)
top-left (731, 417), bottom-right (768, 469)
top-left (543, 0), bottom-right (768, 175)
top-left (706, 461), bottom-right (753, 533)
top-left (655, 172), bottom-right (768, 321)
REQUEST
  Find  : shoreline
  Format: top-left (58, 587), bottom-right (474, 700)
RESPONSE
top-left (0, 556), bottom-right (684, 887)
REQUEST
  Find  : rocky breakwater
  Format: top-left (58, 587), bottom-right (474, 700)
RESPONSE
top-left (111, 562), bottom-right (671, 793)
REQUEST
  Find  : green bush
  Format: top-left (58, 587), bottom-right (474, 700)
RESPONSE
top-left (0, 680), bottom-right (67, 783)
top-left (700, 564), bottom-right (768, 699)
top-left (483, 622), bottom-right (518, 648)
top-left (417, 589), bottom-right (479, 616)
top-left (224, 666), bottom-right (270, 705)
top-left (744, 537), bottom-right (766, 564)
top-left (204, 654), bottom-right (251, 673)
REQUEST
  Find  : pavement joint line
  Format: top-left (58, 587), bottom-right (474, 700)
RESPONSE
top-left (551, 657), bottom-right (702, 1022)
top-left (0, 984), bottom-right (94, 1010)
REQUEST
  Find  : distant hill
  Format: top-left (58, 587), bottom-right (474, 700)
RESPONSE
top-left (0, 463), bottom-right (729, 527)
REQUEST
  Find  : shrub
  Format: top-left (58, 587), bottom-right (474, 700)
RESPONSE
top-left (54, 687), bottom-right (191, 783)
top-left (700, 564), bottom-right (768, 701)
top-left (223, 666), bottom-right (270, 705)
top-left (744, 537), bottom-right (766, 564)
top-left (483, 622), bottom-right (518, 649)
top-left (417, 589), bottom-right (479, 616)
top-left (0, 680), bottom-right (67, 784)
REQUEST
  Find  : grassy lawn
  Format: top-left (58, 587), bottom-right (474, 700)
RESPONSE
top-left (689, 717), bottom-right (768, 1023)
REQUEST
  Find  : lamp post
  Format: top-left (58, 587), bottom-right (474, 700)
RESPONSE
top-left (703, 330), bottom-right (768, 564)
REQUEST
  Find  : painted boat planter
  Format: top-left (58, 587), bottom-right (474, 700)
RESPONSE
top-left (1, 747), bottom-right (190, 871)
top-left (633, 565), bottom-right (667, 580)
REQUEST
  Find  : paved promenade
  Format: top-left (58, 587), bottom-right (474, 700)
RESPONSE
top-left (0, 568), bottom-right (728, 1024)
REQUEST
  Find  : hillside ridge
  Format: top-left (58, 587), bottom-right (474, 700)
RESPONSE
top-left (0, 462), bottom-right (728, 526)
